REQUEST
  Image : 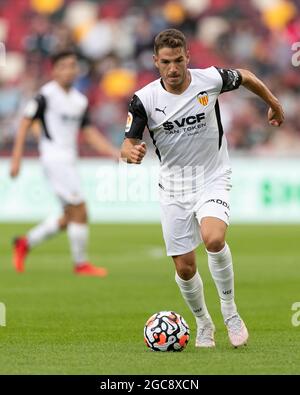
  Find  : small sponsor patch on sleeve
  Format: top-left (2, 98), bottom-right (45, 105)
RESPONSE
top-left (24, 99), bottom-right (38, 118)
top-left (125, 112), bottom-right (133, 133)
top-left (215, 67), bottom-right (242, 93)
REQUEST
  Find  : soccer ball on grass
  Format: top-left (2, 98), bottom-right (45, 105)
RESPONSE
top-left (144, 311), bottom-right (190, 351)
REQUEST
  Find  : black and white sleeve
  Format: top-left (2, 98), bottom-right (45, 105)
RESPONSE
top-left (215, 67), bottom-right (242, 93)
top-left (80, 106), bottom-right (92, 128)
top-left (23, 94), bottom-right (46, 120)
top-left (124, 94), bottom-right (148, 140)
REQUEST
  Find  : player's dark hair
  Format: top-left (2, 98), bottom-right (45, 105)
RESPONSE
top-left (51, 50), bottom-right (78, 65)
top-left (154, 29), bottom-right (187, 55)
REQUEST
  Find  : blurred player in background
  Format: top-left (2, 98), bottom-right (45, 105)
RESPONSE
top-left (121, 29), bottom-right (284, 347)
top-left (10, 50), bottom-right (119, 277)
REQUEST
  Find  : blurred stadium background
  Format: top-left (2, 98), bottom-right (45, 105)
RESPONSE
top-left (1, 0), bottom-right (300, 154)
top-left (0, 0), bottom-right (300, 223)
top-left (0, 0), bottom-right (300, 375)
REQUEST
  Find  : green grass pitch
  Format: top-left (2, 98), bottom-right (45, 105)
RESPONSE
top-left (0, 223), bottom-right (300, 374)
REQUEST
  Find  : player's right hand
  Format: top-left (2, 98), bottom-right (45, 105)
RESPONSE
top-left (129, 142), bottom-right (147, 164)
top-left (10, 161), bottom-right (20, 178)
top-left (268, 104), bottom-right (284, 127)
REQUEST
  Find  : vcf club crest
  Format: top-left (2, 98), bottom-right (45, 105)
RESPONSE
top-left (197, 91), bottom-right (209, 106)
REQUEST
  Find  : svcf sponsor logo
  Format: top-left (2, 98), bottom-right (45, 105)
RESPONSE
top-left (222, 289), bottom-right (232, 295)
top-left (205, 198), bottom-right (230, 209)
top-left (163, 113), bottom-right (205, 131)
top-left (61, 114), bottom-right (81, 122)
top-left (197, 91), bottom-right (209, 106)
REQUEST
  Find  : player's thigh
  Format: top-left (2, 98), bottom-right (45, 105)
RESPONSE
top-left (195, 183), bottom-right (230, 251)
top-left (200, 217), bottom-right (227, 252)
top-left (42, 159), bottom-right (85, 206)
top-left (160, 197), bottom-right (200, 257)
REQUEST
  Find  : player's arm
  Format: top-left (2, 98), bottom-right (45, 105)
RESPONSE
top-left (11, 94), bottom-right (46, 178)
top-left (10, 117), bottom-right (34, 178)
top-left (121, 94), bottom-right (148, 164)
top-left (121, 138), bottom-right (147, 164)
top-left (237, 69), bottom-right (284, 127)
top-left (83, 125), bottom-right (120, 160)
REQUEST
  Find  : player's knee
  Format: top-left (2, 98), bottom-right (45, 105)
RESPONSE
top-left (203, 235), bottom-right (225, 253)
top-left (173, 256), bottom-right (196, 280)
top-left (176, 266), bottom-right (195, 280)
top-left (65, 202), bottom-right (88, 223)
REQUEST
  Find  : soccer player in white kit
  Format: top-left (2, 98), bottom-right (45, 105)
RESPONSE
top-left (10, 50), bottom-right (119, 277)
top-left (121, 29), bottom-right (284, 347)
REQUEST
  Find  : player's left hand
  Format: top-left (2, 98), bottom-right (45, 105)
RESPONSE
top-left (10, 160), bottom-right (20, 178)
top-left (268, 104), bottom-right (284, 127)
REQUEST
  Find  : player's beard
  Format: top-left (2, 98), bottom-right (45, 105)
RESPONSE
top-left (61, 79), bottom-right (74, 90)
top-left (166, 69), bottom-right (187, 88)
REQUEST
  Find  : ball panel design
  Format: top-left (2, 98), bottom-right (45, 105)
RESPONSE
top-left (144, 311), bottom-right (189, 352)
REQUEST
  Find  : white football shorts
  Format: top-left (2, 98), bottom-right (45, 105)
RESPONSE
top-left (159, 175), bottom-right (232, 256)
top-left (41, 157), bottom-right (85, 206)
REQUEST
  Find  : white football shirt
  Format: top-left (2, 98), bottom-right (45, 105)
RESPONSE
top-left (125, 67), bottom-right (242, 195)
top-left (24, 80), bottom-right (90, 161)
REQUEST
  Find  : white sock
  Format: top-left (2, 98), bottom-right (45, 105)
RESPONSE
top-left (67, 222), bottom-right (89, 266)
top-left (207, 243), bottom-right (237, 320)
top-left (175, 271), bottom-right (212, 327)
top-left (27, 217), bottom-right (60, 248)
